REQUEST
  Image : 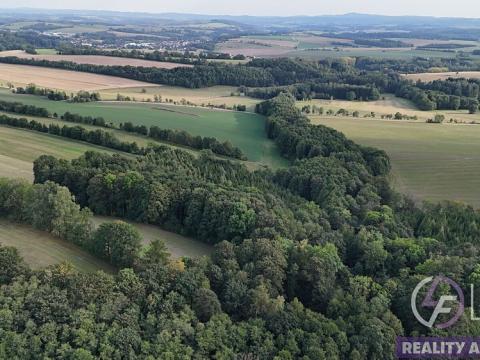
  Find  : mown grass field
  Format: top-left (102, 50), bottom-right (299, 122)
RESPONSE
top-left (0, 126), bottom-right (123, 181)
top-left (0, 219), bottom-right (113, 272)
top-left (311, 116), bottom-right (480, 207)
top-left (0, 89), bottom-right (285, 167)
top-left (35, 48), bottom-right (59, 55)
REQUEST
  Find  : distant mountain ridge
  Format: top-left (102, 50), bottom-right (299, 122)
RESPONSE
top-left (1, 8), bottom-right (480, 30)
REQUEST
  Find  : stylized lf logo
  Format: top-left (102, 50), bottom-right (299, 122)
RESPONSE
top-left (411, 276), bottom-right (464, 329)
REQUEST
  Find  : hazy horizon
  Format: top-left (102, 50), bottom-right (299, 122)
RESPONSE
top-left (1, 0), bottom-right (480, 18)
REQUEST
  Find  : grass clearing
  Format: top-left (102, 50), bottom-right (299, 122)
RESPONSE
top-left (92, 216), bottom-right (212, 259)
top-left (0, 214), bottom-right (211, 272)
top-left (35, 48), bottom-right (58, 55)
top-left (0, 219), bottom-right (113, 272)
top-left (0, 89), bottom-right (285, 167)
top-left (311, 116), bottom-right (480, 207)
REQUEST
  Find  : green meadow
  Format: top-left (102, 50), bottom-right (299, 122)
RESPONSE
top-left (0, 89), bottom-right (285, 167)
top-left (312, 116), bottom-right (480, 207)
top-left (0, 126), bottom-right (123, 181)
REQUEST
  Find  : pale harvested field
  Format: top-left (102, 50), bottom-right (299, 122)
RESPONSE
top-left (403, 71), bottom-right (480, 82)
top-left (0, 63), bottom-right (156, 91)
top-left (100, 85), bottom-right (261, 110)
top-left (217, 46), bottom-right (293, 57)
top-left (297, 94), bottom-right (480, 123)
top-left (0, 50), bottom-right (192, 69)
top-left (294, 35), bottom-right (353, 46)
top-left (216, 37), bottom-right (296, 57)
top-left (243, 38), bottom-right (298, 48)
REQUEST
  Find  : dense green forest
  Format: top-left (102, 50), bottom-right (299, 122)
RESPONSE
top-left (0, 94), bottom-right (470, 358)
top-left (395, 78), bottom-right (480, 112)
top-left (3, 40), bottom-right (480, 356)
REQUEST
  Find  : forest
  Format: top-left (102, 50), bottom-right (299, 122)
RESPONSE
top-left (395, 78), bottom-right (480, 112)
top-left (0, 30), bottom-right (62, 52)
top-left (1, 92), bottom-right (480, 358)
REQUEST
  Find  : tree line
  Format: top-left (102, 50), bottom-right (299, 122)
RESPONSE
top-left (0, 100), bottom-right (247, 159)
top-left (395, 80), bottom-right (480, 112)
top-left (0, 56), bottom-right (275, 88)
top-left (355, 56), bottom-right (480, 73)
top-left (0, 56), bottom-right (398, 90)
top-left (14, 84), bottom-right (101, 102)
top-left (353, 38), bottom-right (412, 48)
top-left (57, 46), bottom-right (246, 64)
top-left (0, 114), bottom-right (142, 154)
top-left (244, 81), bottom-right (381, 101)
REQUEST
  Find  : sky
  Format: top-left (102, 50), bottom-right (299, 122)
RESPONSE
top-left (1, 0), bottom-right (480, 18)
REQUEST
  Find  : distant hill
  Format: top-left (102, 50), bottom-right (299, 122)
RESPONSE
top-left (1, 8), bottom-right (480, 30)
